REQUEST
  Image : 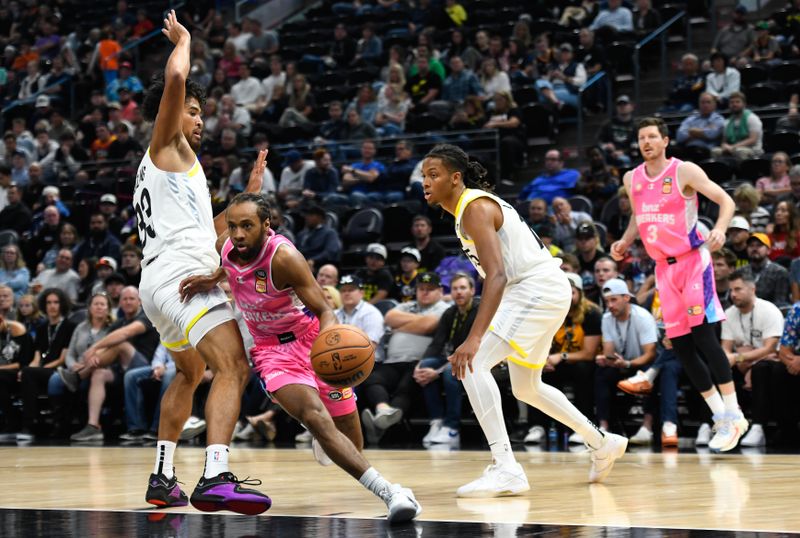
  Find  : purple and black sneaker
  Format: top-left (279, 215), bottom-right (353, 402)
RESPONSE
top-left (146, 473), bottom-right (188, 508)
top-left (190, 472), bottom-right (271, 515)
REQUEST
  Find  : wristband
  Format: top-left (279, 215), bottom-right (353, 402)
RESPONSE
top-left (560, 352), bottom-right (568, 363)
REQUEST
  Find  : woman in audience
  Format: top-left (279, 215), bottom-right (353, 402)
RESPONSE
top-left (375, 83), bottom-right (411, 135)
top-left (379, 63), bottom-right (406, 105)
top-left (755, 151), bottom-right (791, 206)
top-left (0, 244), bottom-right (30, 300)
top-left (478, 58), bottom-right (511, 101)
top-left (76, 258), bottom-right (97, 308)
top-left (733, 183), bottom-right (771, 233)
top-left (16, 294), bottom-right (44, 339)
top-left (348, 84), bottom-right (379, 126)
top-left (38, 223), bottom-right (79, 273)
top-left (767, 200), bottom-right (800, 262)
top-left (207, 67), bottom-right (231, 97)
top-left (278, 73), bottom-right (316, 128)
top-left (322, 285), bottom-right (342, 310)
top-left (381, 46), bottom-right (408, 82)
top-left (49, 292), bottom-right (113, 438)
top-left (442, 29), bottom-right (481, 71)
top-left (705, 52), bottom-right (740, 109)
top-left (218, 40), bottom-right (243, 80)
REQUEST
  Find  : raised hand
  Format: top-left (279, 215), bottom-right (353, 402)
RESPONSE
top-left (245, 149), bottom-right (269, 193)
top-left (162, 9), bottom-right (190, 46)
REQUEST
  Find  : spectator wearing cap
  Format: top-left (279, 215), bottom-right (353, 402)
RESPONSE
top-left (590, 0), bottom-right (634, 32)
top-left (335, 275), bottom-right (385, 353)
top-left (102, 272), bottom-right (127, 313)
top-left (743, 20), bottom-right (781, 66)
top-left (119, 244), bottom-right (142, 289)
top-left (392, 247), bottom-right (422, 303)
top-left (415, 272), bottom-right (478, 444)
top-left (277, 150), bottom-right (314, 208)
top-left (535, 43), bottom-right (586, 111)
top-left (91, 256), bottom-right (118, 292)
top-left (744, 233), bottom-right (791, 310)
top-left (296, 204), bottom-right (341, 271)
top-left (105, 61), bottom-right (144, 102)
top-left (676, 93), bottom-right (726, 155)
top-left (518, 150), bottom-right (580, 205)
top-left (711, 5), bottom-right (755, 67)
top-left (31, 248), bottom-right (80, 301)
top-left (302, 148), bottom-right (346, 205)
top-left (574, 221), bottom-right (606, 291)
top-left (341, 140), bottom-right (389, 205)
top-left (410, 215), bottom-right (446, 273)
top-left (597, 95), bottom-right (637, 167)
top-left (231, 63), bottom-right (267, 113)
top-left (360, 272), bottom-right (449, 443)
top-left (594, 279), bottom-right (658, 432)
top-left (551, 197), bottom-right (593, 254)
top-left (73, 213), bottom-right (122, 270)
top-left (356, 243), bottom-right (394, 304)
top-left (521, 272), bottom-right (602, 444)
top-left (38, 185), bottom-right (70, 219)
top-left (0, 184), bottom-right (32, 236)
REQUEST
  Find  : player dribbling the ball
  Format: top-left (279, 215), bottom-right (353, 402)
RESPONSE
top-left (181, 192), bottom-right (421, 523)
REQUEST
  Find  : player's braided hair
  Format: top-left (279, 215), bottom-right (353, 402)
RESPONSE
top-left (141, 71), bottom-right (207, 122)
top-left (425, 143), bottom-right (493, 191)
top-left (228, 192), bottom-right (273, 223)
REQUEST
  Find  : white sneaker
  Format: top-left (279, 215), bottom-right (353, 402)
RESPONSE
top-left (524, 425), bottom-right (545, 444)
top-left (428, 426), bottom-right (460, 444)
top-left (295, 428), bottom-right (312, 443)
top-left (381, 483), bottom-right (422, 523)
top-left (588, 433), bottom-right (628, 483)
top-left (422, 419), bottom-right (443, 443)
top-left (740, 423), bottom-right (765, 447)
top-left (233, 422), bottom-right (255, 441)
top-left (373, 405), bottom-right (403, 430)
top-left (179, 416), bottom-right (206, 440)
top-left (629, 425), bottom-right (653, 445)
top-left (456, 460), bottom-right (530, 497)
top-left (361, 409), bottom-right (383, 444)
top-left (709, 412), bottom-right (749, 452)
top-left (568, 431), bottom-right (585, 444)
top-left (312, 437), bottom-right (333, 466)
top-left (696, 423), bottom-right (712, 446)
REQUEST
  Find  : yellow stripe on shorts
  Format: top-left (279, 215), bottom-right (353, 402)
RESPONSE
top-left (185, 307), bottom-right (209, 338)
top-left (162, 338), bottom-right (189, 350)
top-left (507, 338), bottom-right (528, 358)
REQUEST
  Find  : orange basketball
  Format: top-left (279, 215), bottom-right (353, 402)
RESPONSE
top-left (311, 324), bottom-right (375, 388)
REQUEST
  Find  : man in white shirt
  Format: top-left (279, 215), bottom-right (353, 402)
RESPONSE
top-left (261, 54), bottom-right (286, 103)
top-left (721, 270), bottom-right (784, 447)
top-left (334, 274), bottom-right (385, 352)
top-left (230, 63), bottom-right (267, 113)
top-left (227, 22), bottom-right (252, 55)
top-left (31, 248), bottom-right (81, 301)
top-left (277, 150), bottom-right (314, 208)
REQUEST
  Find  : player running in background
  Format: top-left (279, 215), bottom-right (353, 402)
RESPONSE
top-left (611, 117), bottom-right (748, 452)
top-left (179, 193), bottom-right (421, 523)
top-left (135, 10), bottom-right (269, 514)
top-left (422, 144), bottom-right (627, 497)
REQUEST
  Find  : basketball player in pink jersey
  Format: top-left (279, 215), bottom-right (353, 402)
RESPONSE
top-left (610, 117), bottom-right (749, 452)
top-left (179, 193), bottom-right (421, 523)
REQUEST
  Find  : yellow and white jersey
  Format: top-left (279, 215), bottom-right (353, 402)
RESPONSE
top-left (454, 188), bottom-right (560, 283)
top-left (133, 148), bottom-right (218, 264)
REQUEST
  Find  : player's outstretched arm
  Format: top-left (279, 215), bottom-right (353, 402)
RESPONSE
top-left (610, 171), bottom-right (639, 261)
top-left (213, 149), bottom-right (268, 237)
top-left (449, 198), bottom-right (507, 380)
top-left (679, 161), bottom-right (735, 251)
top-left (272, 244), bottom-right (337, 331)
top-left (150, 10), bottom-right (191, 155)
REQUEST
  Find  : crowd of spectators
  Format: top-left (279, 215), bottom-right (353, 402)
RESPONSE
top-left (1, 0), bottom-right (800, 451)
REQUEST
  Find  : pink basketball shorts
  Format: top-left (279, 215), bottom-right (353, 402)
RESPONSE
top-left (251, 319), bottom-right (357, 417)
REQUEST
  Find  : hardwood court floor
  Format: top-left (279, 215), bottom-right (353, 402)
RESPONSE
top-left (1, 445), bottom-right (798, 533)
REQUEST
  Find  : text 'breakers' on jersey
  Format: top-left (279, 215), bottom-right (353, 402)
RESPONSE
top-left (453, 188), bottom-right (559, 282)
top-left (629, 157), bottom-right (705, 262)
top-left (134, 148), bottom-right (218, 262)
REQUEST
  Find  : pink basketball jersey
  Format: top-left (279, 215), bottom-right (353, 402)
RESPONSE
top-left (630, 157), bottom-right (704, 262)
top-left (221, 230), bottom-right (315, 344)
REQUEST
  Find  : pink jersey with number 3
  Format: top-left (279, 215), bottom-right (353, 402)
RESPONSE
top-left (221, 230), bottom-right (315, 344)
top-left (630, 157), bottom-right (705, 262)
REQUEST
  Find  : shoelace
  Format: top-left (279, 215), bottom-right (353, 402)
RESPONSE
top-left (227, 474), bottom-right (263, 486)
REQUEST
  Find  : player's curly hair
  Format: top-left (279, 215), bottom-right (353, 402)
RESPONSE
top-left (141, 71), bottom-right (207, 122)
top-left (228, 192), bottom-right (273, 223)
top-left (424, 144), bottom-right (493, 191)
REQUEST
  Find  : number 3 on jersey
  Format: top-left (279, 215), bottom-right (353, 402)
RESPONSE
top-left (646, 224), bottom-right (658, 244)
top-left (135, 188), bottom-right (156, 247)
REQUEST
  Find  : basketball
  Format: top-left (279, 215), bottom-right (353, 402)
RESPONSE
top-left (310, 324), bottom-right (375, 388)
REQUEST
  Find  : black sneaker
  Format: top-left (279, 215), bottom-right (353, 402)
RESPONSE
top-left (190, 472), bottom-right (271, 515)
top-left (145, 472), bottom-right (188, 508)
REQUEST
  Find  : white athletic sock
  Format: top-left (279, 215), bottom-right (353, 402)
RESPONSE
top-left (154, 440), bottom-right (176, 478)
top-left (359, 467), bottom-right (392, 499)
top-left (705, 391), bottom-right (726, 416)
top-left (509, 362), bottom-right (605, 450)
top-left (722, 392), bottom-right (741, 413)
top-left (204, 444), bottom-right (230, 479)
top-left (460, 334), bottom-right (517, 467)
top-left (644, 368), bottom-right (659, 383)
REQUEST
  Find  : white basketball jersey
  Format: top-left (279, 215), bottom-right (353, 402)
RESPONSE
top-left (133, 148), bottom-right (217, 263)
top-left (454, 188), bottom-right (559, 282)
